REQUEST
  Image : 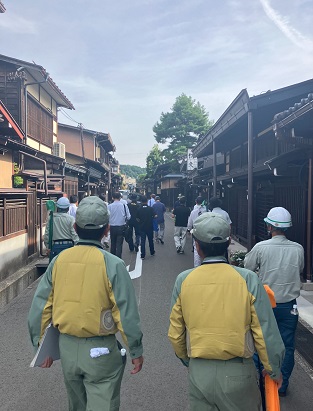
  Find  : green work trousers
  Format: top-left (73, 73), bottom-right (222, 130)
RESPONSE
top-left (189, 357), bottom-right (261, 411)
top-left (59, 333), bottom-right (126, 411)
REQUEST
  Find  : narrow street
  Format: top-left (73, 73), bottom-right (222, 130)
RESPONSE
top-left (0, 214), bottom-right (313, 411)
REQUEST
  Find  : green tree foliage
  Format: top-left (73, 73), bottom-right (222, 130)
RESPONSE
top-left (120, 164), bottom-right (146, 179)
top-left (146, 144), bottom-right (164, 178)
top-left (153, 93), bottom-right (213, 162)
top-left (13, 163), bottom-right (23, 187)
top-left (136, 173), bottom-right (146, 185)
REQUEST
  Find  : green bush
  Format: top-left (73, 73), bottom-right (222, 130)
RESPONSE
top-left (229, 250), bottom-right (247, 267)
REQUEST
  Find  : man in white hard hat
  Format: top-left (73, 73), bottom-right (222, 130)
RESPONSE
top-left (44, 196), bottom-right (79, 259)
top-left (244, 206), bottom-right (304, 397)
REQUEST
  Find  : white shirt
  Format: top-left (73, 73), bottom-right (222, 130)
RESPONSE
top-left (68, 203), bottom-right (77, 218)
top-left (211, 207), bottom-right (232, 225)
top-left (148, 198), bottom-right (155, 207)
top-left (108, 200), bottom-right (130, 226)
top-left (187, 206), bottom-right (208, 230)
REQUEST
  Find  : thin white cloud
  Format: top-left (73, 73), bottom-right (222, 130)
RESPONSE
top-left (0, 14), bottom-right (38, 34)
top-left (259, 0), bottom-right (313, 50)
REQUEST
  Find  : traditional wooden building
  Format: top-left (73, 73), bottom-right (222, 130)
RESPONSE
top-left (151, 163), bottom-right (185, 209)
top-left (271, 93), bottom-right (313, 281)
top-left (192, 79), bottom-right (313, 280)
top-left (0, 54), bottom-right (74, 281)
top-left (57, 123), bottom-right (115, 200)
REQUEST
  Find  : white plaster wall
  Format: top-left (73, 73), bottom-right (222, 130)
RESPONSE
top-left (27, 137), bottom-right (40, 150)
top-left (39, 143), bottom-right (51, 154)
top-left (0, 234), bottom-right (28, 280)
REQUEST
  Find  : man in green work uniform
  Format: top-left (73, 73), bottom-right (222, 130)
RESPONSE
top-left (168, 213), bottom-right (284, 411)
top-left (43, 196), bottom-right (79, 259)
top-left (28, 196), bottom-right (144, 411)
top-left (244, 206), bottom-right (304, 397)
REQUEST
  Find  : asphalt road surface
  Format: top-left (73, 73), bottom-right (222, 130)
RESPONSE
top-left (1, 214), bottom-right (313, 410)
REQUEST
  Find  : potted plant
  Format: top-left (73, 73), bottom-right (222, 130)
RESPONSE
top-left (229, 250), bottom-right (247, 267)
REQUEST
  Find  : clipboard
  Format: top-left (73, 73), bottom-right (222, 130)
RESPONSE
top-left (30, 323), bottom-right (60, 367)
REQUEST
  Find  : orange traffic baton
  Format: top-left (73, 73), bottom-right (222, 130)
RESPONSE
top-left (265, 374), bottom-right (280, 411)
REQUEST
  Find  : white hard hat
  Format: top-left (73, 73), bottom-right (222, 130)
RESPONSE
top-left (264, 207), bottom-right (292, 228)
top-left (56, 197), bottom-right (70, 209)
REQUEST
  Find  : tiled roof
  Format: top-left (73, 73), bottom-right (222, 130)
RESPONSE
top-left (273, 93), bottom-right (313, 122)
top-left (0, 54), bottom-right (74, 109)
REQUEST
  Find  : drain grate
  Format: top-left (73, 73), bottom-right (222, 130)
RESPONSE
top-left (296, 322), bottom-right (313, 367)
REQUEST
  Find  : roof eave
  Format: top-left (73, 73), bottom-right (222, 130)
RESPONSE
top-left (0, 54), bottom-right (74, 110)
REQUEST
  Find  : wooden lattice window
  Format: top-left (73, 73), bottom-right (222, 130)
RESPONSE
top-left (0, 197), bottom-right (27, 238)
top-left (27, 97), bottom-right (53, 147)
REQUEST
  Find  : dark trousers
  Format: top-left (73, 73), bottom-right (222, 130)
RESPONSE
top-left (140, 230), bottom-right (154, 258)
top-left (50, 240), bottom-right (74, 261)
top-left (273, 299), bottom-right (298, 392)
top-left (128, 223), bottom-right (140, 251)
top-left (110, 225), bottom-right (124, 259)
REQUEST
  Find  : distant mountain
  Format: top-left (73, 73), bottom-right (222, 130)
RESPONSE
top-left (120, 164), bottom-right (146, 179)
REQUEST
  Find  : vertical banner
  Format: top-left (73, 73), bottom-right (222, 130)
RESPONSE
top-left (187, 149), bottom-right (197, 171)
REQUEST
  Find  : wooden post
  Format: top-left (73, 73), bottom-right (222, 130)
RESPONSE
top-left (247, 111), bottom-right (254, 250)
top-left (306, 156), bottom-right (312, 282)
top-left (213, 139), bottom-right (217, 197)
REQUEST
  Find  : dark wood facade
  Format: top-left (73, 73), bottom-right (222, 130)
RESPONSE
top-left (192, 80), bottom-right (313, 280)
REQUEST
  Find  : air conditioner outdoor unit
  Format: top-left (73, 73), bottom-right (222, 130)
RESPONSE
top-left (53, 142), bottom-right (66, 159)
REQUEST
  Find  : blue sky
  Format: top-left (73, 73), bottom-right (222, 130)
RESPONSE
top-left (1, 0), bottom-right (313, 167)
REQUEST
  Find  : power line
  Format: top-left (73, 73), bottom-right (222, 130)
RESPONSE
top-left (59, 108), bottom-right (82, 126)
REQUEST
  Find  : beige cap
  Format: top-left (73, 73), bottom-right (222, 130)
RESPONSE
top-left (76, 196), bottom-right (109, 229)
top-left (191, 212), bottom-right (230, 243)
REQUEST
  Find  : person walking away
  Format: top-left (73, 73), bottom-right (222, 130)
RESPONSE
top-left (209, 196), bottom-right (232, 225)
top-left (68, 195), bottom-right (78, 218)
top-left (99, 193), bottom-right (110, 249)
top-left (187, 196), bottom-right (208, 266)
top-left (244, 206), bottom-right (304, 397)
top-left (148, 193), bottom-right (156, 207)
top-left (173, 194), bottom-right (182, 211)
top-left (136, 196), bottom-right (156, 260)
top-left (172, 196), bottom-right (190, 254)
top-left (108, 192), bottom-right (130, 259)
top-left (168, 212), bottom-right (284, 411)
top-left (152, 196), bottom-right (166, 244)
top-left (28, 196), bottom-right (143, 411)
top-left (127, 194), bottom-right (140, 253)
top-left (44, 197), bottom-right (79, 260)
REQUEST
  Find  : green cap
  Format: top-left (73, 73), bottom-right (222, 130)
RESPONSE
top-left (191, 212), bottom-right (230, 243)
top-left (76, 196), bottom-right (109, 229)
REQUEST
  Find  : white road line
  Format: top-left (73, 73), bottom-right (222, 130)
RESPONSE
top-left (128, 249), bottom-right (143, 279)
top-left (126, 247), bottom-right (143, 307)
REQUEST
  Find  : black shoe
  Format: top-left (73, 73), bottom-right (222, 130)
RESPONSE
top-left (179, 249), bottom-right (184, 254)
top-left (278, 391), bottom-right (286, 397)
top-left (134, 245), bottom-right (139, 252)
top-left (177, 247), bottom-right (181, 253)
top-left (160, 239), bottom-right (164, 244)
top-left (141, 256), bottom-right (145, 260)
top-left (151, 251), bottom-right (155, 256)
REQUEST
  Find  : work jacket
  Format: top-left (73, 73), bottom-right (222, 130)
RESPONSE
top-left (168, 256), bottom-right (284, 379)
top-left (28, 240), bottom-right (143, 359)
top-left (244, 235), bottom-right (304, 303)
top-left (43, 212), bottom-right (79, 247)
